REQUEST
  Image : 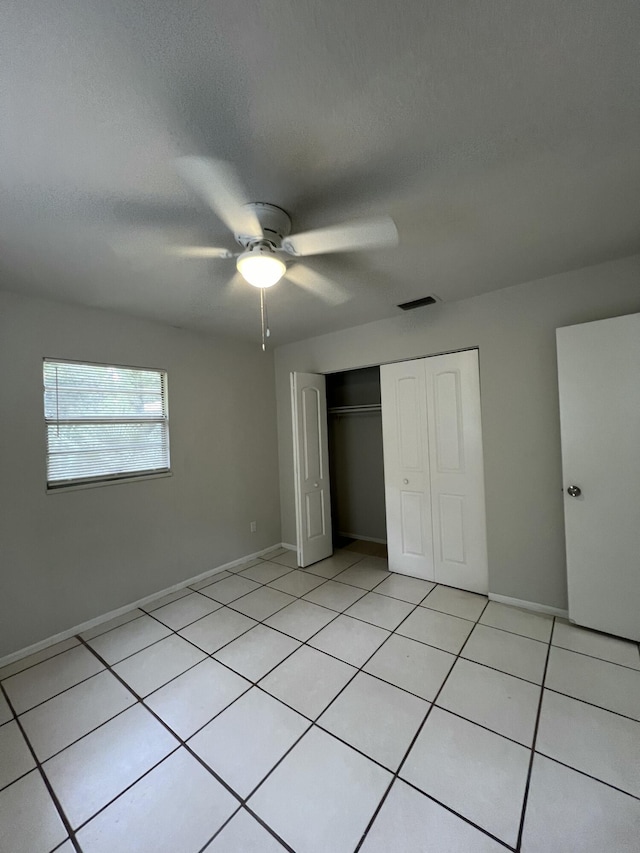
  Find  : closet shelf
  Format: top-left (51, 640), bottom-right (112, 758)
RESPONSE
top-left (328, 404), bottom-right (382, 414)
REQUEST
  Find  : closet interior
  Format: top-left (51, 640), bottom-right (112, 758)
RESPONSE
top-left (326, 366), bottom-right (387, 556)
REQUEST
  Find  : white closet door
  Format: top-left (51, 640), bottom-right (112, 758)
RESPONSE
top-left (380, 360), bottom-right (434, 580)
top-left (291, 372), bottom-right (333, 567)
top-left (424, 350), bottom-right (488, 593)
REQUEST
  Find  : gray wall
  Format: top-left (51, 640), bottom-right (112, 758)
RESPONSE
top-left (275, 255), bottom-right (640, 610)
top-left (328, 412), bottom-right (386, 541)
top-left (0, 291), bottom-right (281, 657)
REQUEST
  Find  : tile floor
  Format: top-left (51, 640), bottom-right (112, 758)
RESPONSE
top-left (1, 547), bottom-right (639, 852)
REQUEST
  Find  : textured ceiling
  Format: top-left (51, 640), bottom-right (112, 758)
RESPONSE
top-left (2, 0), bottom-right (639, 345)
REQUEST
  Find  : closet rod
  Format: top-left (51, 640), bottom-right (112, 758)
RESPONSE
top-left (328, 404), bottom-right (382, 414)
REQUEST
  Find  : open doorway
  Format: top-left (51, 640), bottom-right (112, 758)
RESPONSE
top-left (326, 366), bottom-right (387, 559)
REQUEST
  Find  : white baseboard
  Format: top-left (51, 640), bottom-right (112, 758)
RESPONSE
top-left (281, 542), bottom-right (297, 551)
top-left (338, 532), bottom-right (387, 545)
top-left (0, 542), bottom-right (285, 669)
top-left (488, 593), bottom-right (568, 618)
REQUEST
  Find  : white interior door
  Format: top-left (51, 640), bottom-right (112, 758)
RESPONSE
top-left (557, 313), bottom-right (640, 641)
top-left (291, 372), bottom-right (333, 567)
top-left (381, 360), bottom-right (434, 580)
top-left (424, 350), bottom-right (488, 594)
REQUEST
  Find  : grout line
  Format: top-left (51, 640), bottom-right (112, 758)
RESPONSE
top-left (456, 647), bottom-right (547, 687)
top-left (193, 569), bottom-right (324, 615)
top-left (85, 630), bottom-right (178, 667)
top-left (0, 564), bottom-right (455, 851)
top-left (395, 774), bottom-right (515, 851)
top-left (2, 584), bottom-right (499, 853)
top-left (6, 667), bottom-right (109, 718)
top-left (542, 686), bottom-right (640, 724)
top-left (87, 626), bottom-right (210, 671)
top-left (298, 588), bottom-right (438, 727)
top-left (548, 643), bottom-right (640, 673)
top-left (353, 597), bottom-right (507, 853)
top-left (54, 623), bottom-right (274, 773)
top-left (138, 567), bottom-right (416, 814)
top-left (96, 561), bottom-right (416, 700)
top-left (191, 804), bottom-right (243, 853)
top-left (74, 636), bottom-right (296, 853)
top-left (72, 743), bottom-right (185, 834)
top-left (14, 590), bottom-right (582, 736)
top-left (473, 621), bottom-right (552, 645)
top-left (201, 584), bottom-right (442, 833)
top-left (418, 602), bottom-right (485, 624)
top-left (223, 592), bottom-right (303, 623)
top-left (200, 801), bottom-right (297, 853)
top-left (187, 572), bottom-right (232, 590)
top-left (28, 701), bottom-right (136, 767)
top-left (0, 640), bottom-right (84, 682)
top-left (0, 764), bottom-right (36, 796)
top-left (533, 751), bottom-right (640, 803)
top-left (5, 572), bottom-right (624, 748)
top-left (428, 703), bottom-right (537, 750)
top-left (151, 600), bottom-right (227, 629)
top-left (19, 585), bottom-right (632, 751)
top-left (0, 682), bottom-right (82, 853)
top-left (514, 618), bottom-right (555, 851)
top-left (13, 575), bottom-right (469, 781)
top-left (7, 565), bottom-right (635, 853)
top-left (192, 802), bottom-right (295, 853)
top-left (143, 589), bottom-right (205, 613)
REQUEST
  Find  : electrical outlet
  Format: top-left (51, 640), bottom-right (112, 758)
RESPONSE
top-left (250, 521), bottom-right (257, 533)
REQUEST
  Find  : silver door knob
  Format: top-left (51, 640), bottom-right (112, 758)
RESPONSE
top-left (567, 485), bottom-right (582, 497)
top-left (403, 478), bottom-right (409, 485)
top-left (313, 482), bottom-right (319, 488)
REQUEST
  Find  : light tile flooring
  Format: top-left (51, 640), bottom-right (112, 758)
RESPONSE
top-left (1, 548), bottom-right (640, 853)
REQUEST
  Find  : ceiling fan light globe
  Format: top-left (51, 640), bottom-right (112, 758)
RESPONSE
top-left (236, 251), bottom-right (286, 288)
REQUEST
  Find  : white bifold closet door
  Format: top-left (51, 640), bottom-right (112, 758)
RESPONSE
top-left (381, 350), bottom-right (488, 593)
top-left (291, 372), bottom-right (333, 567)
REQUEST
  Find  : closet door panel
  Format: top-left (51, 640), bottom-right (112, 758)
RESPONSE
top-left (381, 361), bottom-right (434, 580)
top-left (438, 493), bottom-right (466, 564)
top-left (397, 377), bottom-right (421, 469)
top-left (291, 372), bottom-right (333, 567)
top-left (433, 371), bottom-right (464, 472)
top-left (425, 351), bottom-right (488, 593)
top-left (400, 490), bottom-right (426, 556)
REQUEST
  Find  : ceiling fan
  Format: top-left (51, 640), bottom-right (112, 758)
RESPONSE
top-left (170, 157), bottom-right (399, 345)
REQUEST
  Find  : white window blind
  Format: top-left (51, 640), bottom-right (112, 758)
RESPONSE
top-left (44, 360), bottom-right (170, 488)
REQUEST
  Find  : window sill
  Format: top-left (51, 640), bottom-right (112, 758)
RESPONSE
top-left (46, 471), bottom-right (172, 495)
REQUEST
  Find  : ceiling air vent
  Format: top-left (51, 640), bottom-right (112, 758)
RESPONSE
top-left (397, 295), bottom-right (438, 311)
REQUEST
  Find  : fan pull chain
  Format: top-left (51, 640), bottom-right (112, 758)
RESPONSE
top-left (260, 288), bottom-right (271, 351)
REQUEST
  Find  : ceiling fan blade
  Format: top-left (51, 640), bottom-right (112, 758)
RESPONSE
top-left (167, 245), bottom-right (233, 259)
top-left (286, 264), bottom-right (352, 306)
top-left (176, 157), bottom-right (262, 238)
top-left (282, 216), bottom-right (398, 257)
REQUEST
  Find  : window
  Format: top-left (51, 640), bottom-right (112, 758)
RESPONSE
top-left (44, 359), bottom-right (170, 489)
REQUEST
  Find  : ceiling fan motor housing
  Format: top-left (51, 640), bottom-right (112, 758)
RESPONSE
top-left (235, 202), bottom-right (292, 249)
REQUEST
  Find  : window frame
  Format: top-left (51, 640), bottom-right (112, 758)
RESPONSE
top-left (43, 357), bottom-right (171, 492)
